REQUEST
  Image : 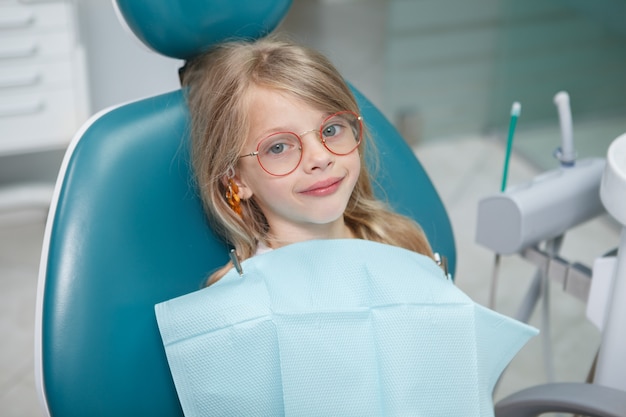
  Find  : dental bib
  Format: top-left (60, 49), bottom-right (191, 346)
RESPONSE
top-left (155, 239), bottom-right (537, 416)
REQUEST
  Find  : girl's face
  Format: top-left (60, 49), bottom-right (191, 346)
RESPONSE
top-left (235, 86), bottom-right (361, 247)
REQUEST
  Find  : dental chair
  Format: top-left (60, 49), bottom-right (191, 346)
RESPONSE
top-left (34, 1), bottom-right (626, 416)
top-left (34, 1), bottom-right (457, 416)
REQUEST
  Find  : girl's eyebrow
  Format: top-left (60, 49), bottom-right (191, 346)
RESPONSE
top-left (252, 113), bottom-right (329, 142)
top-left (252, 125), bottom-right (295, 142)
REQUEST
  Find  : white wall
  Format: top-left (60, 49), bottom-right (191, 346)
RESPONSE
top-left (75, 0), bottom-right (182, 114)
top-left (279, 0), bottom-right (388, 114)
top-left (0, 0), bottom-right (183, 186)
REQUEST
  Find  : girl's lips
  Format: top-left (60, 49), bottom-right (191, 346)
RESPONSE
top-left (299, 177), bottom-right (343, 196)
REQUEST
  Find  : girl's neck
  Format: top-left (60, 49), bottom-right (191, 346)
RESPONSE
top-left (265, 220), bottom-right (354, 249)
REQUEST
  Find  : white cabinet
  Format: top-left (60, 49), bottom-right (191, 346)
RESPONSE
top-left (0, 0), bottom-right (89, 156)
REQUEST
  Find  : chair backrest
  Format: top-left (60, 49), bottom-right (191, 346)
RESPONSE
top-left (35, 1), bottom-right (455, 416)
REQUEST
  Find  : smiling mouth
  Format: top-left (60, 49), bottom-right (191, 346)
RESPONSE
top-left (300, 177), bottom-right (343, 195)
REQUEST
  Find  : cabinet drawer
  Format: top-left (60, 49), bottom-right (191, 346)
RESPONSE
top-left (0, 60), bottom-right (73, 90)
top-left (0, 88), bottom-right (80, 154)
top-left (0, 31), bottom-right (74, 61)
top-left (0, 2), bottom-right (70, 32)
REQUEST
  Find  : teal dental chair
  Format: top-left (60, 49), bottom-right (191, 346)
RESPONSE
top-left (34, 2), bottom-right (626, 416)
top-left (34, 1), bottom-right (456, 416)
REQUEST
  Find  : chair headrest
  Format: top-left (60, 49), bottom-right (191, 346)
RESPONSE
top-left (113, 0), bottom-right (293, 60)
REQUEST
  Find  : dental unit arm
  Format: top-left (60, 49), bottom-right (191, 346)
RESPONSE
top-left (475, 156), bottom-right (605, 256)
top-left (476, 91), bottom-right (606, 303)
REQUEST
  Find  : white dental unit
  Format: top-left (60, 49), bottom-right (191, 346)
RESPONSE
top-left (476, 91), bottom-right (626, 402)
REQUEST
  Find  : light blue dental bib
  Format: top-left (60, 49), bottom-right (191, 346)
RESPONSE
top-left (156, 239), bottom-right (537, 416)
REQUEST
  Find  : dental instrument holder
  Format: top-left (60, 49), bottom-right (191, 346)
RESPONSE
top-left (594, 133), bottom-right (626, 393)
top-left (553, 92), bottom-right (577, 167)
top-left (476, 157), bottom-right (605, 256)
top-left (477, 156), bottom-right (605, 341)
top-left (477, 89), bottom-right (604, 259)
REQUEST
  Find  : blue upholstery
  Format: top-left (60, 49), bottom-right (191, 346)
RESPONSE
top-left (115, 0), bottom-right (293, 59)
top-left (41, 92), bottom-right (222, 416)
top-left (37, 1), bottom-right (455, 415)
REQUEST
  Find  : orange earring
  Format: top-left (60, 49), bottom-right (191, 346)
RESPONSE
top-left (225, 179), bottom-right (242, 217)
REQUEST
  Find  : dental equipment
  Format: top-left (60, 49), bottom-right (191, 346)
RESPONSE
top-left (593, 132), bottom-right (626, 392)
top-left (553, 91), bottom-right (576, 166)
top-left (476, 157), bottom-right (605, 257)
top-left (476, 91), bottom-right (608, 388)
top-left (494, 132), bottom-right (626, 416)
top-left (501, 102), bottom-right (521, 193)
top-left (477, 90), bottom-right (605, 257)
top-left (489, 101), bottom-right (521, 310)
top-left (477, 91), bottom-right (605, 257)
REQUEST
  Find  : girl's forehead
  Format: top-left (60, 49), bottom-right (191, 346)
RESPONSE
top-left (246, 84), bottom-right (331, 113)
top-left (246, 87), bottom-right (326, 127)
top-left (247, 86), bottom-right (305, 109)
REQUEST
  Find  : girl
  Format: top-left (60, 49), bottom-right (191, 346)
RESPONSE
top-left (181, 36), bottom-right (433, 284)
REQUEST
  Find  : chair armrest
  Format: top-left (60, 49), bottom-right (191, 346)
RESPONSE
top-left (495, 382), bottom-right (626, 417)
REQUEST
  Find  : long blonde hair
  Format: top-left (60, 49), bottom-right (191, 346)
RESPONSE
top-left (182, 36), bottom-right (432, 284)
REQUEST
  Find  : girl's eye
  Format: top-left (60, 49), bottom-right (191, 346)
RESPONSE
top-left (268, 143), bottom-right (286, 154)
top-left (260, 134), bottom-right (299, 156)
top-left (322, 122), bottom-right (344, 138)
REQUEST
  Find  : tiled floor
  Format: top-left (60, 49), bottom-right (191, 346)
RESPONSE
top-left (0, 135), bottom-right (621, 415)
top-left (0, 211), bottom-right (47, 416)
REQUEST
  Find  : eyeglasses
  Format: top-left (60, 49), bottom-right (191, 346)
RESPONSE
top-left (239, 110), bottom-right (363, 176)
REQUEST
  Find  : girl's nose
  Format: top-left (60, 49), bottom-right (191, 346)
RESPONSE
top-left (300, 130), bottom-right (334, 171)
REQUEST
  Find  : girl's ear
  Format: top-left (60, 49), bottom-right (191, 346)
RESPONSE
top-left (222, 172), bottom-right (253, 200)
top-left (236, 180), bottom-right (254, 200)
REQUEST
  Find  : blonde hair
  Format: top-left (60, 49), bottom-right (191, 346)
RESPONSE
top-left (182, 36), bottom-right (432, 284)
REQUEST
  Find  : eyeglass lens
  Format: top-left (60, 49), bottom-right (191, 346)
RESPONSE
top-left (256, 111), bottom-right (361, 176)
